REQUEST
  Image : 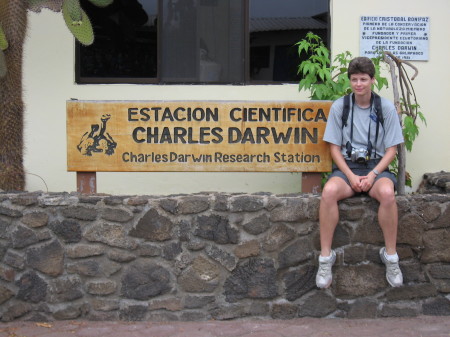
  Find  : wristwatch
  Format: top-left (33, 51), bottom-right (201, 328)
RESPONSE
top-left (372, 169), bottom-right (380, 176)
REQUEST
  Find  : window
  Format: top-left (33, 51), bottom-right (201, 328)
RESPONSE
top-left (249, 1), bottom-right (329, 83)
top-left (161, 0), bottom-right (245, 83)
top-left (76, 0), bottom-right (329, 84)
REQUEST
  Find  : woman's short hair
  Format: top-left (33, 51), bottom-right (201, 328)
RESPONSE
top-left (348, 57), bottom-right (375, 79)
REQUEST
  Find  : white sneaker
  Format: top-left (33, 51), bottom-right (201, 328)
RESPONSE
top-left (379, 247), bottom-right (403, 287)
top-left (316, 250), bottom-right (336, 288)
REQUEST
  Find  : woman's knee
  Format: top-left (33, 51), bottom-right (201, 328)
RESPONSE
top-left (373, 180), bottom-right (395, 203)
top-left (321, 179), bottom-right (346, 202)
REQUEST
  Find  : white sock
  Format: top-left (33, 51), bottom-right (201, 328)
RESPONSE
top-left (384, 251), bottom-right (399, 262)
top-left (319, 253), bottom-right (333, 262)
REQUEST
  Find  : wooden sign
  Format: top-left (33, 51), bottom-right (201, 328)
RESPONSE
top-left (67, 101), bottom-right (332, 172)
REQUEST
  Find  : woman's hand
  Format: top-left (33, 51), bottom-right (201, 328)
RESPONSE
top-left (360, 171), bottom-right (377, 192)
top-left (349, 173), bottom-right (364, 192)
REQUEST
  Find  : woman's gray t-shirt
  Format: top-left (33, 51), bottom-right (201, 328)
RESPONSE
top-left (323, 95), bottom-right (404, 159)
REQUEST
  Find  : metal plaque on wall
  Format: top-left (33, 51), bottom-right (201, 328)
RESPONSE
top-left (360, 16), bottom-right (430, 61)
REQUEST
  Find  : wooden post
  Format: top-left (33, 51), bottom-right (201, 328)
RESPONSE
top-left (77, 172), bottom-right (97, 194)
top-left (302, 172), bottom-right (322, 194)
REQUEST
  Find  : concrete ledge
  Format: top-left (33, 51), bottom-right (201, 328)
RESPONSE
top-left (0, 192), bottom-right (449, 321)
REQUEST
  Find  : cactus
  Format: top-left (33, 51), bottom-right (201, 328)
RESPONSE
top-left (87, 0), bottom-right (113, 7)
top-left (0, 23), bottom-right (7, 50)
top-left (0, 49), bottom-right (6, 77)
top-left (27, 0), bottom-right (114, 13)
top-left (27, 0), bottom-right (63, 12)
top-left (63, 0), bottom-right (82, 22)
top-left (62, 0), bottom-right (94, 45)
top-left (27, 0), bottom-right (51, 7)
top-left (0, 0), bottom-right (112, 190)
top-left (27, 0), bottom-right (114, 46)
top-left (0, 23), bottom-right (7, 76)
top-left (0, 0), bottom-right (28, 190)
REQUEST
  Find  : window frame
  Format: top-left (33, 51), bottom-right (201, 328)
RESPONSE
top-left (75, 0), bottom-right (330, 85)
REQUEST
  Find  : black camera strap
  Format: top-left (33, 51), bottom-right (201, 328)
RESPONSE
top-left (343, 92), bottom-right (383, 160)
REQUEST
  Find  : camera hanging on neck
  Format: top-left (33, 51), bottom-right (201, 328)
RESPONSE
top-left (345, 93), bottom-right (375, 164)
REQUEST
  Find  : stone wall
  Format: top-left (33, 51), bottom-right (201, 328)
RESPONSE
top-left (0, 191), bottom-right (449, 322)
top-left (417, 171), bottom-right (450, 194)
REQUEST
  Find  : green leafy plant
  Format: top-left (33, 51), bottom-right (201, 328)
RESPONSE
top-left (388, 157), bottom-right (411, 187)
top-left (388, 101), bottom-right (425, 188)
top-left (296, 32), bottom-right (388, 101)
top-left (401, 100), bottom-right (426, 152)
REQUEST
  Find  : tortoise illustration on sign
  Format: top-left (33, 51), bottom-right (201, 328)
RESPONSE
top-left (77, 114), bottom-right (117, 156)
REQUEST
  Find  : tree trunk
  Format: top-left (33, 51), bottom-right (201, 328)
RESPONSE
top-left (384, 52), bottom-right (405, 195)
top-left (397, 143), bottom-right (406, 195)
top-left (0, 0), bottom-right (27, 191)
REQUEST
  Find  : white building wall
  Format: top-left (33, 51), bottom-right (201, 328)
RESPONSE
top-left (22, 0), bottom-right (449, 194)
